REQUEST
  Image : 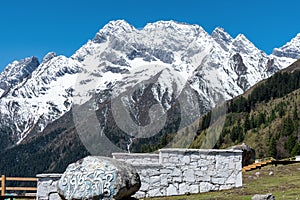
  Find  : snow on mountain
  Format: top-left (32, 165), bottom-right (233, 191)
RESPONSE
top-left (0, 55), bottom-right (82, 143)
top-left (211, 27), bottom-right (233, 51)
top-left (273, 33), bottom-right (300, 59)
top-left (0, 56), bottom-right (39, 97)
top-left (0, 20), bottom-right (299, 148)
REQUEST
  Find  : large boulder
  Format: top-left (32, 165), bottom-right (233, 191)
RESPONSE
top-left (229, 143), bottom-right (255, 166)
top-left (57, 156), bottom-right (141, 200)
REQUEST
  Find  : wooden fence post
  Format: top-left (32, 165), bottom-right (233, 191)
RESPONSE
top-left (1, 175), bottom-right (5, 196)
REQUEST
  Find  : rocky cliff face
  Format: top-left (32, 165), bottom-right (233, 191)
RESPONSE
top-left (0, 56), bottom-right (39, 97)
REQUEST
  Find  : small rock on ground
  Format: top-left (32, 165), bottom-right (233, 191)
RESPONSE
top-left (252, 193), bottom-right (275, 200)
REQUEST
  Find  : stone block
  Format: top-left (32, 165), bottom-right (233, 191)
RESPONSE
top-left (183, 169), bottom-right (195, 183)
top-left (216, 171), bottom-right (230, 178)
top-left (167, 184), bottom-right (178, 196)
top-left (148, 188), bottom-right (162, 197)
top-left (160, 168), bottom-right (172, 174)
top-left (37, 189), bottom-right (48, 199)
top-left (220, 184), bottom-right (234, 190)
top-left (200, 182), bottom-right (215, 193)
top-left (134, 191), bottom-right (146, 199)
top-left (191, 154), bottom-right (200, 162)
top-left (207, 170), bottom-right (217, 176)
top-left (216, 161), bottom-right (229, 171)
top-left (161, 174), bottom-right (168, 186)
top-left (212, 177), bottom-right (225, 185)
top-left (190, 161), bottom-right (198, 166)
top-left (140, 169), bottom-right (148, 177)
top-left (236, 161), bottom-right (242, 170)
top-left (208, 163), bottom-right (216, 171)
top-left (198, 159), bottom-right (210, 167)
top-left (171, 167), bottom-right (181, 176)
top-left (190, 184), bottom-right (199, 194)
top-left (141, 176), bottom-right (149, 184)
top-left (148, 168), bottom-right (161, 176)
top-left (172, 176), bottom-right (182, 183)
top-left (229, 161), bottom-right (236, 169)
top-left (201, 175), bottom-right (211, 182)
top-left (169, 156), bottom-right (179, 163)
top-left (226, 172), bottom-right (236, 184)
top-left (49, 193), bottom-right (61, 200)
top-left (162, 157), bottom-right (168, 163)
top-left (235, 172), bottom-right (242, 187)
top-left (206, 155), bottom-right (216, 161)
top-left (178, 183), bottom-right (188, 195)
top-left (194, 170), bottom-right (204, 177)
top-left (150, 175), bottom-right (161, 187)
top-left (140, 182), bottom-right (150, 191)
top-left (182, 155), bottom-right (191, 164)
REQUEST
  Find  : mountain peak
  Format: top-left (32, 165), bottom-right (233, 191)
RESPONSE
top-left (0, 56), bottom-right (39, 92)
top-left (273, 33), bottom-right (300, 59)
top-left (2, 56), bottom-right (39, 74)
top-left (289, 33), bottom-right (300, 44)
top-left (93, 20), bottom-right (135, 43)
top-left (103, 20), bottom-right (134, 31)
top-left (143, 20), bottom-right (205, 33)
top-left (212, 27), bottom-right (229, 35)
top-left (211, 27), bottom-right (233, 50)
top-left (144, 20), bottom-right (189, 28)
top-left (42, 52), bottom-right (57, 63)
top-left (234, 33), bottom-right (248, 41)
top-left (232, 33), bottom-right (259, 54)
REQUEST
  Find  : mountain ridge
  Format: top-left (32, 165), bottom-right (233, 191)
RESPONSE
top-left (0, 19), bottom-right (299, 154)
top-left (1, 59), bottom-right (300, 177)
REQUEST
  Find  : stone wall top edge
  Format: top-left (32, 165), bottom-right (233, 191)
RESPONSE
top-left (131, 164), bottom-right (163, 168)
top-left (158, 148), bottom-right (243, 153)
top-left (36, 173), bottom-right (62, 178)
top-left (112, 153), bottom-right (159, 157)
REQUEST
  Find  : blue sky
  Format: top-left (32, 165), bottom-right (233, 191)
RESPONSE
top-left (0, 0), bottom-right (299, 71)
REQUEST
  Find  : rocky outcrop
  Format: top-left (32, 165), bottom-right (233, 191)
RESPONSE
top-left (0, 56), bottom-right (39, 93)
top-left (42, 52), bottom-right (57, 63)
top-left (252, 193), bottom-right (275, 200)
top-left (57, 156), bottom-right (141, 200)
top-left (229, 143), bottom-right (255, 166)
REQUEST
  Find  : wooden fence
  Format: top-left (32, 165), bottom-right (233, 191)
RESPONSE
top-left (0, 175), bottom-right (37, 199)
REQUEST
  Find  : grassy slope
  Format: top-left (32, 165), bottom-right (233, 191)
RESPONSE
top-left (145, 163), bottom-right (300, 200)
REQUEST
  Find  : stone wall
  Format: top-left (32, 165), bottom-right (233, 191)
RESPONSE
top-left (36, 148), bottom-right (242, 199)
top-left (113, 149), bottom-right (242, 198)
top-left (36, 174), bottom-right (62, 200)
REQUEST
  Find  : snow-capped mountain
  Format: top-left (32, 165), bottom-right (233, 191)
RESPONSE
top-left (0, 56), bottom-right (39, 97)
top-left (273, 33), bottom-right (300, 59)
top-left (0, 20), bottom-right (299, 151)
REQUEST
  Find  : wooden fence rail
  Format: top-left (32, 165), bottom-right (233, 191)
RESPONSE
top-left (0, 175), bottom-right (37, 199)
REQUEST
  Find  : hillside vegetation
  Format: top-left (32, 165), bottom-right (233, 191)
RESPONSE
top-left (191, 60), bottom-right (300, 159)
